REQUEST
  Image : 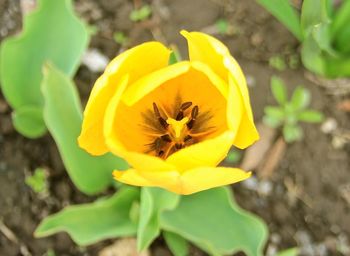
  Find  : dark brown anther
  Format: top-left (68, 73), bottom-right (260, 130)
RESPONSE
top-left (187, 105), bottom-right (199, 129)
top-left (184, 135), bottom-right (192, 142)
top-left (161, 134), bottom-right (172, 142)
top-left (158, 150), bottom-right (165, 157)
top-left (181, 101), bottom-right (192, 110)
top-left (176, 101), bottom-right (192, 120)
top-left (175, 143), bottom-right (183, 149)
top-left (153, 102), bottom-right (168, 129)
top-left (191, 105), bottom-right (199, 119)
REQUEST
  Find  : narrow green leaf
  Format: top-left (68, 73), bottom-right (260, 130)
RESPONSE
top-left (0, 0), bottom-right (89, 138)
top-left (331, 0), bottom-right (350, 39)
top-left (325, 55), bottom-right (350, 77)
top-left (257, 0), bottom-right (302, 41)
top-left (160, 187), bottom-right (268, 256)
top-left (301, 34), bottom-right (326, 76)
top-left (264, 106), bottom-right (285, 120)
top-left (137, 187), bottom-right (180, 251)
top-left (271, 76), bottom-right (288, 105)
top-left (12, 105), bottom-right (46, 138)
top-left (164, 231), bottom-right (189, 256)
top-left (276, 247), bottom-right (299, 256)
top-left (290, 86), bottom-right (310, 110)
top-left (298, 110), bottom-right (324, 123)
top-left (301, 0), bottom-right (329, 36)
top-left (263, 115), bottom-right (282, 128)
top-left (283, 124), bottom-right (303, 143)
top-left (35, 187), bottom-right (140, 245)
top-left (41, 64), bottom-right (128, 195)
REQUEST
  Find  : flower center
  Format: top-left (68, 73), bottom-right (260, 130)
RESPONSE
top-left (143, 100), bottom-right (214, 159)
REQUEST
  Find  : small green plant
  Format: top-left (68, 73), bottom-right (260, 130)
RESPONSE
top-left (269, 55), bottom-right (287, 71)
top-left (264, 76), bottom-right (324, 143)
top-left (25, 168), bottom-right (48, 194)
top-left (257, 0), bottom-right (350, 78)
top-left (113, 31), bottom-right (128, 46)
top-left (129, 4), bottom-right (152, 22)
top-left (215, 18), bottom-right (229, 35)
top-left (225, 149), bottom-right (242, 164)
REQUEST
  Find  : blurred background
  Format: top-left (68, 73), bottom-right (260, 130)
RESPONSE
top-left (0, 0), bottom-right (349, 255)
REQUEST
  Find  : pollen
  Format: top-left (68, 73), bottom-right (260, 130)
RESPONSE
top-left (143, 100), bottom-right (215, 159)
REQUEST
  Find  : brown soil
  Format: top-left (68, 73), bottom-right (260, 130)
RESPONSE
top-left (1, 0), bottom-right (349, 255)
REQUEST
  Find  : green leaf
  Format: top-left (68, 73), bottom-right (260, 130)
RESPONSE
top-left (225, 149), bottom-right (242, 164)
top-left (269, 55), bottom-right (287, 71)
top-left (41, 64), bottom-right (128, 195)
top-left (160, 187), bottom-right (268, 256)
top-left (129, 5), bottom-right (152, 22)
top-left (290, 86), bottom-right (310, 110)
top-left (271, 76), bottom-right (288, 105)
top-left (25, 167), bottom-right (48, 193)
top-left (0, 0), bottom-right (89, 138)
top-left (264, 106), bottom-right (285, 120)
top-left (301, 0), bottom-right (329, 36)
top-left (276, 247), bottom-right (299, 256)
top-left (263, 115), bottom-right (282, 128)
top-left (298, 110), bottom-right (324, 123)
top-left (164, 231), bottom-right (189, 256)
top-left (301, 33), bottom-right (326, 75)
top-left (257, 0), bottom-right (302, 41)
top-left (137, 187), bottom-right (180, 251)
top-left (12, 106), bottom-right (46, 138)
top-left (283, 124), bottom-right (303, 143)
top-left (35, 187), bottom-right (140, 245)
top-left (331, 0), bottom-right (350, 53)
top-left (325, 55), bottom-right (350, 77)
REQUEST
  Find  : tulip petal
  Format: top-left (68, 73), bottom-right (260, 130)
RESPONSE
top-left (78, 42), bottom-right (170, 155)
top-left (181, 30), bottom-right (259, 148)
top-left (180, 167), bottom-right (251, 195)
top-left (166, 131), bottom-right (235, 171)
top-left (116, 166), bottom-right (251, 195)
top-left (113, 169), bottom-right (153, 187)
top-left (121, 61), bottom-right (191, 106)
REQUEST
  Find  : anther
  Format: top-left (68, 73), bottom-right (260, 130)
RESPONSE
top-left (184, 135), bottom-right (192, 142)
top-left (153, 102), bottom-right (168, 129)
top-left (176, 101), bottom-right (192, 121)
top-left (175, 143), bottom-right (182, 149)
top-left (187, 105), bottom-right (199, 129)
top-left (160, 134), bottom-right (172, 142)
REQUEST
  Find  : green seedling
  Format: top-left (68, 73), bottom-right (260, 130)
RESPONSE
top-left (263, 76), bottom-right (324, 143)
top-left (129, 4), bottom-right (152, 22)
top-left (269, 55), bottom-right (287, 71)
top-left (113, 31), bottom-right (128, 45)
top-left (257, 0), bottom-right (350, 78)
top-left (25, 168), bottom-right (48, 194)
top-left (216, 18), bottom-right (230, 35)
top-left (225, 149), bottom-right (242, 164)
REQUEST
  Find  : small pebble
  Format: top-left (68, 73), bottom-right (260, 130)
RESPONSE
top-left (320, 118), bottom-right (337, 134)
top-left (82, 49), bottom-right (110, 72)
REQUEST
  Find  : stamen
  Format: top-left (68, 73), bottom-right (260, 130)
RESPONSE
top-left (153, 102), bottom-right (168, 129)
top-left (187, 105), bottom-right (198, 129)
top-left (161, 134), bottom-right (172, 142)
top-left (176, 101), bottom-right (192, 120)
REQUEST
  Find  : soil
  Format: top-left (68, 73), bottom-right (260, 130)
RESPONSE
top-left (1, 0), bottom-right (349, 255)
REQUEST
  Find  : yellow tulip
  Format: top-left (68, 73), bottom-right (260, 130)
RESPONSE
top-left (78, 31), bottom-right (259, 195)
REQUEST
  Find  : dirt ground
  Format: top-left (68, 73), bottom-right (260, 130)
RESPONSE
top-left (0, 0), bottom-right (349, 255)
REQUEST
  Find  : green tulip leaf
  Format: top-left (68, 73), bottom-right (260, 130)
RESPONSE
top-left (257, 0), bottom-right (302, 41)
top-left (160, 187), bottom-right (268, 256)
top-left (0, 0), bottom-right (89, 138)
top-left (41, 63), bottom-right (128, 195)
top-left (12, 105), bottom-right (46, 138)
top-left (163, 231), bottom-right (189, 256)
top-left (35, 187), bottom-right (140, 245)
top-left (137, 187), bottom-right (180, 251)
